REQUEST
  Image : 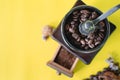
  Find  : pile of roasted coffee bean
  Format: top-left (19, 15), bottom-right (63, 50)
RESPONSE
top-left (84, 57), bottom-right (120, 80)
top-left (64, 9), bottom-right (106, 50)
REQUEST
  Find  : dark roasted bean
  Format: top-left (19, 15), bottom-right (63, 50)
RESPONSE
top-left (87, 33), bottom-right (95, 40)
top-left (71, 24), bottom-right (75, 28)
top-left (94, 39), bottom-right (97, 42)
top-left (95, 41), bottom-right (100, 46)
top-left (81, 18), bottom-right (87, 22)
top-left (73, 18), bottom-right (78, 21)
top-left (85, 38), bottom-right (89, 42)
top-left (87, 33), bottom-right (93, 39)
top-left (91, 12), bottom-right (98, 19)
top-left (99, 33), bottom-right (104, 38)
top-left (72, 33), bottom-right (79, 39)
top-left (80, 10), bottom-right (90, 14)
top-left (99, 21), bottom-right (105, 27)
top-left (80, 39), bottom-right (85, 45)
top-left (88, 40), bottom-right (93, 44)
top-left (73, 11), bottom-right (78, 15)
top-left (97, 37), bottom-right (102, 41)
top-left (69, 28), bottom-right (75, 33)
top-left (81, 13), bottom-right (89, 18)
top-left (85, 46), bottom-right (89, 50)
top-left (88, 44), bottom-right (95, 48)
top-left (65, 24), bottom-right (70, 31)
top-left (73, 15), bottom-right (79, 19)
top-left (77, 37), bottom-right (81, 42)
top-left (81, 44), bottom-right (85, 48)
top-left (89, 16), bottom-right (92, 20)
top-left (79, 19), bottom-right (83, 23)
top-left (100, 28), bottom-right (105, 32)
top-left (71, 21), bottom-right (75, 25)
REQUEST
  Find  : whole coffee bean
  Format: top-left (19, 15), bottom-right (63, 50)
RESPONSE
top-left (81, 18), bottom-right (87, 22)
top-left (97, 37), bottom-right (102, 41)
top-left (88, 33), bottom-right (95, 40)
top-left (71, 24), bottom-right (75, 28)
top-left (79, 19), bottom-right (83, 23)
top-left (88, 44), bottom-right (95, 48)
top-left (85, 38), bottom-right (89, 42)
top-left (99, 33), bottom-right (104, 39)
top-left (65, 24), bottom-right (70, 30)
top-left (80, 10), bottom-right (90, 14)
top-left (88, 40), bottom-right (93, 44)
top-left (103, 67), bottom-right (111, 72)
top-left (73, 18), bottom-right (78, 21)
top-left (81, 13), bottom-right (89, 18)
top-left (81, 44), bottom-right (85, 48)
top-left (73, 15), bottom-right (79, 19)
top-left (99, 21), bottom-right (105, 27)
top-left (100, 28), bottom-right (105, 32)
top-left (72, 33), bottom-right (79, 39)
top-left (85, 46), bottom-right (89, 50)
top-left (69, 28), bottom-right (75, 33)
top-left (77, 37), bottom-right (81, 42)
top-left (94, 39), bottom-right (97, 42)
top-left (89, 16), bottom-right (92, 20)
top-left (80, 39), bottom-right (85, 45)
top-left (91, 12), bottom-right (98, 19)
top-left (73, 11), bottom-right (78, 15)
top-left (87, 33), bottom-right (93, 39)
top-left (71, 21), bottom-right (75, 25)
top-left (95, 41), bottom-right (100, 46)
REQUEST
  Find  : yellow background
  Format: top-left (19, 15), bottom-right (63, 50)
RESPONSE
top-left (0, 0), bottom-right (120, 80)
